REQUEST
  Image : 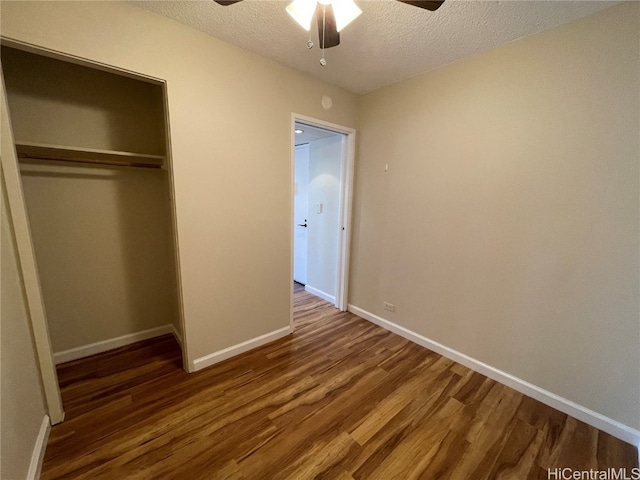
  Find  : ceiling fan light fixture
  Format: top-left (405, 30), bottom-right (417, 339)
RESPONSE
top-left (331, 0), bottom-right (362, 32)
top-left (286, 0), bottom-right (317, 31)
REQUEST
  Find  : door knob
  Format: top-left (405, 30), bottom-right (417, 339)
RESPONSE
top-left (298, 219), bottom-right (308, 227)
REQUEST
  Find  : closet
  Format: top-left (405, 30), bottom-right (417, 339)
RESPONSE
top-left (1, 46), bottom-right (183, 379)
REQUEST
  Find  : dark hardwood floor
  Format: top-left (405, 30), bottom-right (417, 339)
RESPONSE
top-left (42, 288), bottom-right (638, 479)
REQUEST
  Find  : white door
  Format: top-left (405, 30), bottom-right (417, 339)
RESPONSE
top-left (293, 144), bottom-right (309, 284)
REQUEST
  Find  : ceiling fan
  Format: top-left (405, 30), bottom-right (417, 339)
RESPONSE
top-left (214, 0), bottom-right (445, 63)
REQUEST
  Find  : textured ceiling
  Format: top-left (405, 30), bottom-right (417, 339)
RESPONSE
top-left (133, 0), bottom-right (617, 94)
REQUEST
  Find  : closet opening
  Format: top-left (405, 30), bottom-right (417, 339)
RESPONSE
top-left (1, 43), bottom-right (187, 421)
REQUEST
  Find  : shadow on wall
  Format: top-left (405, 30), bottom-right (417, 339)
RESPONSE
top-left (1, 47), bottom-right (166, 155)
top-left (20, 163), bottom-right (179, 353)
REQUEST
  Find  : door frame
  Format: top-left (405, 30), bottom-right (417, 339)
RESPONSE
top-left (290, 113), bottom-right (356, 328)
top-left (1, 71), bottom-right (65, 424)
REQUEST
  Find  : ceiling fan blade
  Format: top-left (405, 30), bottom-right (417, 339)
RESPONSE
top-left (214, 0), bottom-right (243, 5)
top-left (316, 4), bottom-right (340, 49)
top-left (396, 0), bottom-right (445, 11)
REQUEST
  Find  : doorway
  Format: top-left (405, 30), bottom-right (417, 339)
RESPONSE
top-left (293, 143), bottom-right (310, 286)
top-left (290, 114), bottom-right (356, 323)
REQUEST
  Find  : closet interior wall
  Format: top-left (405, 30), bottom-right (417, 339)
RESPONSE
top-left (1, 46), bottom-right (182, 361)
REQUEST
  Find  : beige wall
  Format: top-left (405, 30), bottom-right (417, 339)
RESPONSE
top-left (351, 3), bottom-right (639, 429)
top-left (0, 1), bottom-right (359, 365)
top-left (1, 170), bottom-right (48, 479)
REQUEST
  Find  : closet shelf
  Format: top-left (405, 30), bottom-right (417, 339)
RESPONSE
top-left (15, 142), bottom-right (165, 169)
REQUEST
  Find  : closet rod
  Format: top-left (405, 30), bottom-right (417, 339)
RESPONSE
top-left (18, 155), bottom-right (163, 169)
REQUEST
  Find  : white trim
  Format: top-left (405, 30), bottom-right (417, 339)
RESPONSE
top-left (26, 415), bottom-right (50, 480)
top-left (289, 120), bottom-right (296, 335)
top-left (348, 304), bottom-right (640, 447)
top-left (192, 326), bottom-right (292, 372)
top-left (336, 130), bottom-right (356, 312)
top-left (171, 324), bottom-right (184, 349)
top-left (159, 80), bottom-right (191, 374)
top-left (53, 325), bottom-right (174, 365)
top-left (305, 285), bottom-right (336, 304)
top-left (1, 75), bottom-right (65, 424)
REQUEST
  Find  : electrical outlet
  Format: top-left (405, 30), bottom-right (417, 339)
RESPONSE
top-left (383, 302), bottom-right (395, 312)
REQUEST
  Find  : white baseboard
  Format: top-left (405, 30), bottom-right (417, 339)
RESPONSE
top-left (348, 304), bottom-right (640, 447)
top-left (192, 326), bottom-right (292, 372)
top-left (27, 415), bottom-right (50, 480)
top-left (53, 325), bottom-right (174, 365)
top-left (305, 285), bottom-right (336, 304)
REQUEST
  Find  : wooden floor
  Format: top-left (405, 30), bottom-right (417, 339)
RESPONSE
top-left (43, 287), bottom-right (638, 479)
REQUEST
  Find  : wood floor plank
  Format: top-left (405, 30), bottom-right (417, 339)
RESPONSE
top-left (41, 287), bottom-right (639, 479)
top-left (346, 369), bottom-right (459, 477)
top-left (485, 418), bottom-right (544, 480)
top-left (348, 376), bottom-right (417, 446)
top-left (362, 397), bottom-right (464, 479)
